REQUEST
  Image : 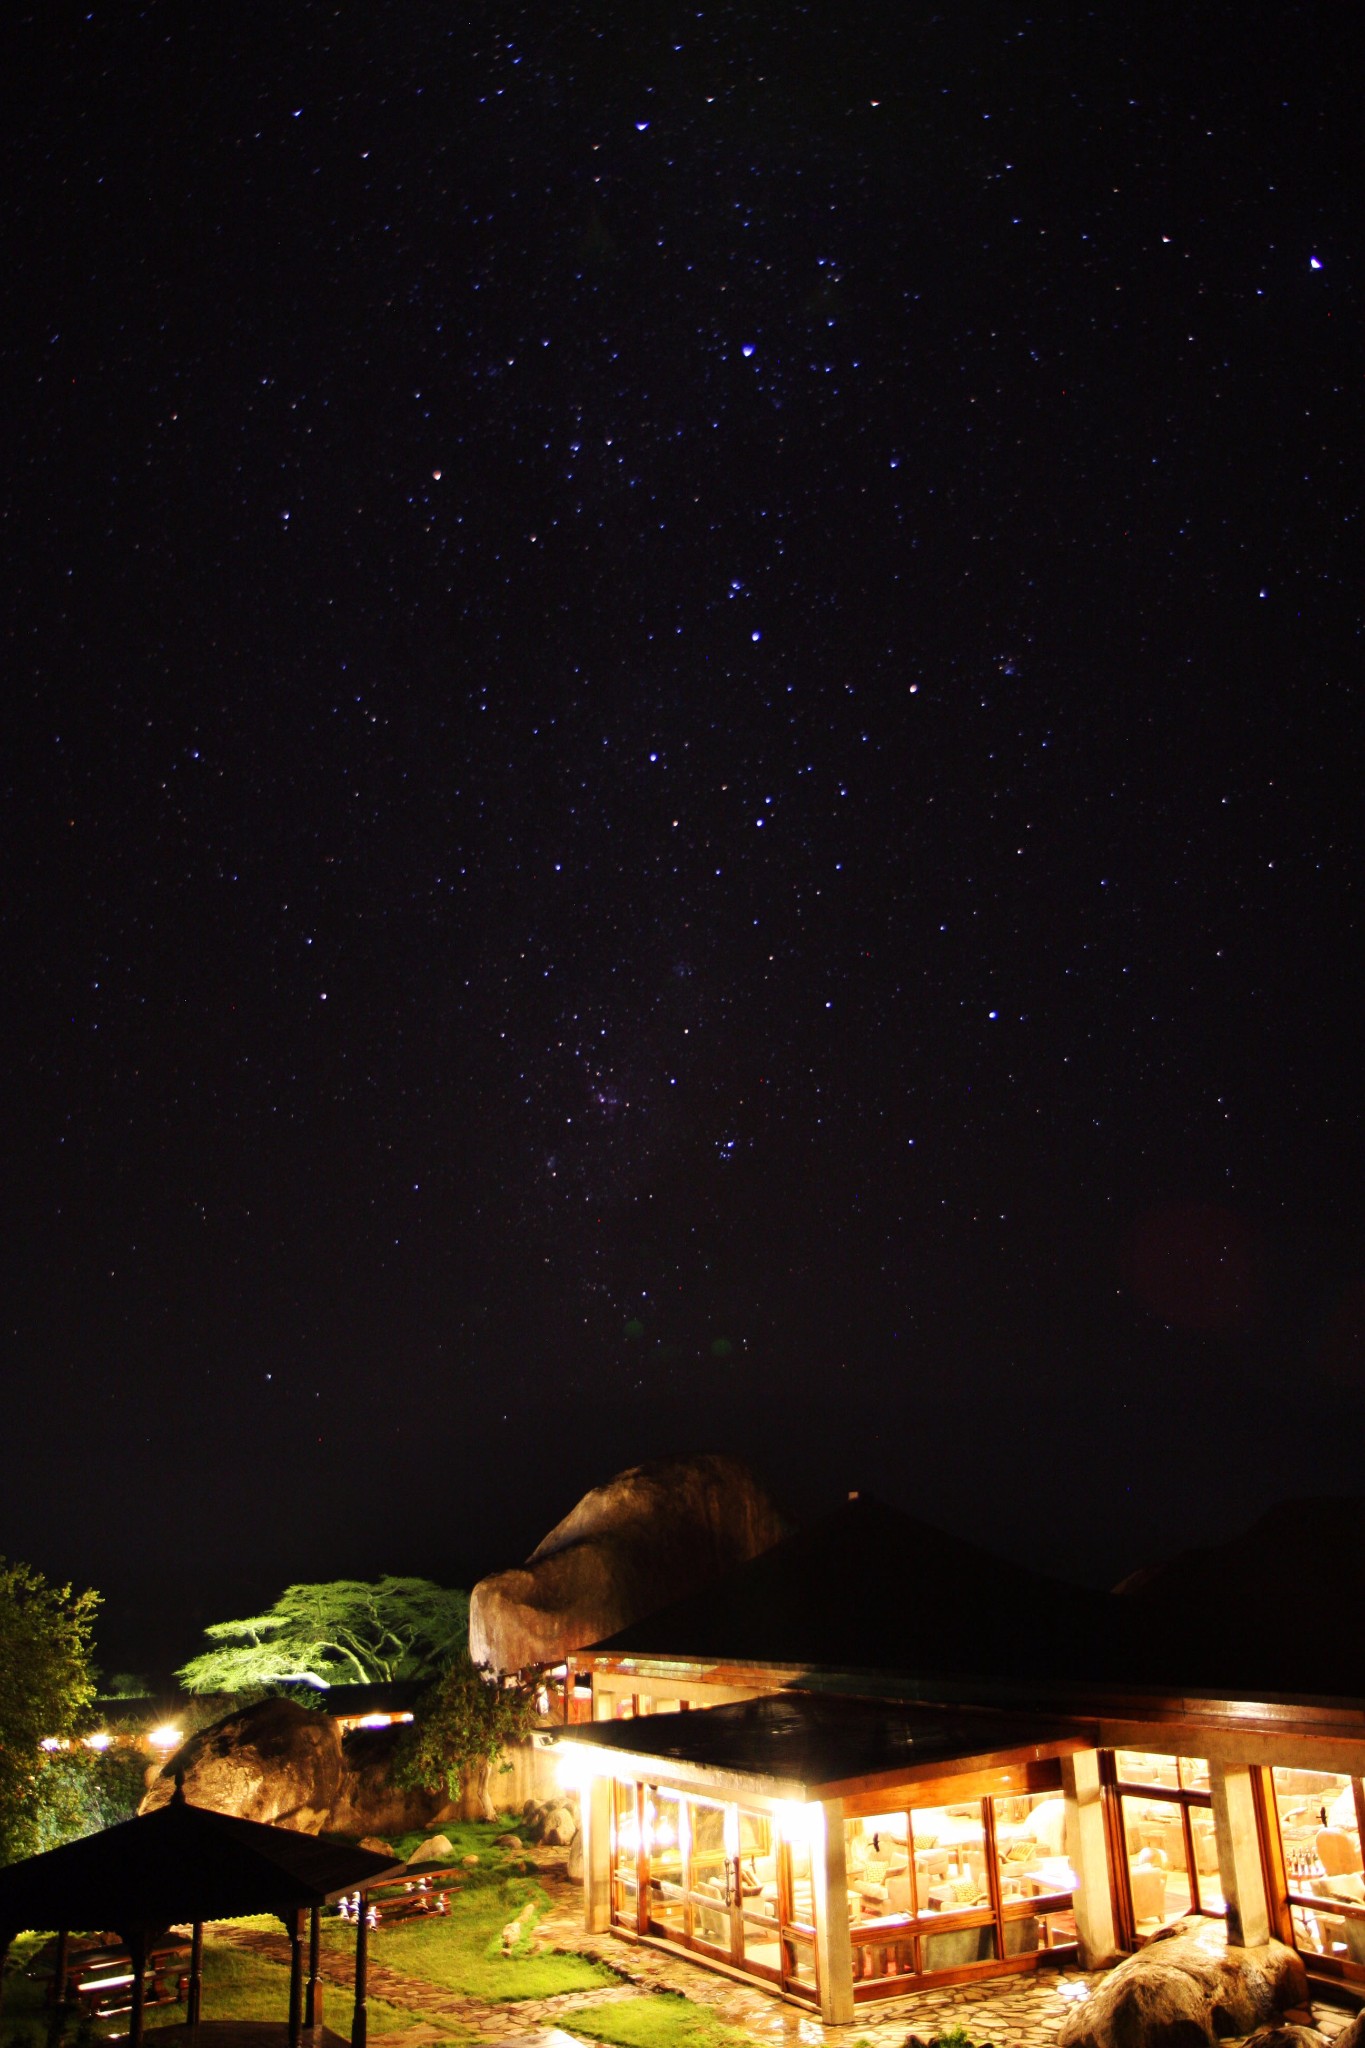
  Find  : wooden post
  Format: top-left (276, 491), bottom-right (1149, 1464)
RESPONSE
top-left (48, 1929), bottom-right (70, 2048)
top-left (306, 1906), bottom-right (323, 2032)
top-left (0, 1935), bottom-right (12, 2037)
top-left (188, 1923), bottom-right (204, 2036)
top-left (287, 1912), bottom-right (304, 2048)
top-left (127, 1929), bottom-right (149, 2048)
top-left (351, 1896), bottom-right (369, 2048)
top-left (809, 1800), bottom-right (855, 2027)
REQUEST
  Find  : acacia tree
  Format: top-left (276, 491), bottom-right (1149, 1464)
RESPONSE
top-left (177, 1577), bottom-right (469, 1693)
top-left (0, 1559), bottom-right (99, 1864)
top-left (397, 1653), bottom-right (537, 1819)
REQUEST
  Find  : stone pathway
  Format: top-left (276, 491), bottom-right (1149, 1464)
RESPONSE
top-left (214, 1860), bottom-right (1362, 2048)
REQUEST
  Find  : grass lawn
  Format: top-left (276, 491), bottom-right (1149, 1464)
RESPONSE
top-left (317, 1819), bottom-right (612, 2005)
top-left (565, 1992), bottom-right (762, 2048)
top-left (0, 1930), bottom-right (470, 2047)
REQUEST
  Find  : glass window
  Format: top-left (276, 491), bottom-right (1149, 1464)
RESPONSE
top-left (687, 1799), bottom-right (731, 1952)
top-left (1116, 1750), bottom-right (1182, 1790)
top-left (992, 1794), bottom-right (1074, 1955)
top-left (846, 1813), bottom-right (911, 1924)
top-left (646, 1789), bottom-right (685, 1938)
top-left (1121, 1792), bottom-right (1194, 1929)
top-left (1272, 1768), bottom-right (1365, 1967)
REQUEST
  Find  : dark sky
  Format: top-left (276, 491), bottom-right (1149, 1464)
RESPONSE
top-left (2, 2), bottom-right (1358, 1675)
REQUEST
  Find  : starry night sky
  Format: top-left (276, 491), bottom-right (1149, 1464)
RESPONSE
top-left (3, 2), bottom-right (1358, 1672)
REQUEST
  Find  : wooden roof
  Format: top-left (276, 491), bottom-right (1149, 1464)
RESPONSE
top-left (0, 1789), bottom-right (404, 1940)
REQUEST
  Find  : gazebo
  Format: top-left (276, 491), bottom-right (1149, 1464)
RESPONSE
top-left (0, 1785), bottom-right (405, 2048)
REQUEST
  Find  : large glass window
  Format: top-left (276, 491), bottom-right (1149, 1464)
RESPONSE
top-left (608, 1782), bottom-right (813, 1999)
top-left (1271, 1768), bottom-right (1365, 1973)
top-left (844, 1783), bottom-right (1073, 1994)
top-left (1109, 1751), bottom-right (1224, 1938)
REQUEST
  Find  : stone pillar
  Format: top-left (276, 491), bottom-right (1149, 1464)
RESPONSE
top-left (1211, 1761), bottom-right (1271, 1948)
top-left (809, 1800), bottom-right (855, 2027)
top-left (582, 1773), bottom-right (614, 1933)
top-left (1063, 1750), bottom-right (1121, 1968)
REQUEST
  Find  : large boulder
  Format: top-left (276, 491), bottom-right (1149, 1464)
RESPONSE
top-left (139, 1697), bottom-right (450, 1834)
top-left (469, 1453), bottom-right (792, 1671)
top-left (1058, 1932), bottom-right (1308, 2048)
top-left (140, 1697), bottom-right (344, 1832)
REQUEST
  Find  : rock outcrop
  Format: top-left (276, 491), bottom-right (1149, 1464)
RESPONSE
top-left (1057, 1931), bottom-right (1308, 2048)
top-left (469, 1453), bottom-right (791, 1671)
top-left (139, 1696), bottom-right (449, 1835)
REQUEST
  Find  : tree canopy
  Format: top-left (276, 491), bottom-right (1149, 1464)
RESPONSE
top-left (397, 1652), bottom-right (537, 1815)
top-left (177, 1576), bottom-right (470, 1693)
top-left (0, 1558), bottom-right (99, 1864)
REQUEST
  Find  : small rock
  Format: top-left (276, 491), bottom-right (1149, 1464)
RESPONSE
top-left (407, 1834), bottom-right (454, 1865)
top-left (495, 1832), bottom-right (522, 1848)
top-left (462, 1852), bottom-right (480, 1866)
top-left (358, 1836), bottom-right (396, 1856)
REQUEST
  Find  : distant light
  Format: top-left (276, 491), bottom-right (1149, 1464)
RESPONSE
top-left (1309, 255), bottom-right (1323, 270)
top-left (741, 344), bottom-right (755, 358)
top-left (85, 1732), bottom-right (114, 1751)
top-left (751, 630), bottom-right (761, 642)
top-left (148, 1724), bottom-right (183, 1751)
top-left (635, 120), bottom-right (649, 132)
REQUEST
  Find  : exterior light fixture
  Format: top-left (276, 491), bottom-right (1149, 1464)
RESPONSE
top-left (148, 1724), bottom-right (183, 1751)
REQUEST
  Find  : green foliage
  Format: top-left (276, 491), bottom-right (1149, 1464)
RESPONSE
top-left (0, 1558), bottom-right (99, 1865)
top-left (177, 1577), bottom-right (469, 1693)
top-left (396, 1655), bottom-right (536, 1803)
top-left (27, 1746), bottom-right (147, 1852)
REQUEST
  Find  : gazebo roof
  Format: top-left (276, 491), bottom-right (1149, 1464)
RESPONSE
top-left (0, 1790), bottom-right (405, 1939)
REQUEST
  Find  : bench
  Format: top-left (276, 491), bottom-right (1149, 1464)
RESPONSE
top-left (337, 1870), bottom-right (463, 1927)
top-left (34, 1939), bottom-right (191, 2020)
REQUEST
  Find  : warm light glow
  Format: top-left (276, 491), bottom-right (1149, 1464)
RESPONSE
top-left (148, 1724), bottom-right (183, 1750)
top-left (85, 1731), bottom-right (114, 1751)
top-left (40, 1736), bottom-right (63, 1752)
top-left (723, 1806), bottom-right (741, 1859)
top-left (773, 1801), bottom-right (814, 1846)
top-left (557, 1750), bottom-right (586, 1793)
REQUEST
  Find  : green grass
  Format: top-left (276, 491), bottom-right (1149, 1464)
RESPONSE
top-left (0, 1930), bottom-right (471, 2047)
top-left (315, 1819), bottom-right (612, 2005)
top-left (566, 1991), bottom-right (761, 2048)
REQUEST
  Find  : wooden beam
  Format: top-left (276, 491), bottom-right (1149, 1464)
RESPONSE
top-left (305, 1907), bottom-right (322, 2033)
top-left (287, 1911), bottom-right (304, 2048)
top-left (188, 1923), bottom-right (204, 2039)
top-left (351, 1899), bottom-right (368, 2048)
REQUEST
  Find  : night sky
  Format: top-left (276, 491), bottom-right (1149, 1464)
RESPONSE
top-left (3, 2), bottom-right (1358, 1674)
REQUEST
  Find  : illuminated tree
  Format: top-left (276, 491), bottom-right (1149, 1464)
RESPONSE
top-left (177, 1577), bottom-right (469, 1693)
top-left (397, 1653), bottom-right (537, 1818)
top-left (0, 1558), bottom-right (99, 1864)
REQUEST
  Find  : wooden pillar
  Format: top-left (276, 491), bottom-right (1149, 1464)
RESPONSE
top-left (188, 1923), bottom-right (204, 2036)
top-left (808, 1800), bottom-right (855, 2027)
top-left (0, 1935), bottom-right (13, 2036)
top-left (1063, 1750), bottom-right (1121, 1969)
top-left (351, 1895), bottom-right (369, 2048)
top-left (582, 1773), bottom-right (613, 1933)
top-left (47, 1929), bottom-right (70, 2048)
top-left (1212, 1761), bottom-right (1272, 1948)
top-left (127, 1929), bottom-right (149, 2048)
top-left (305, 1907), bottom-right (323, 2031)
top-left (287, 1912), bottom-right (304, 2048)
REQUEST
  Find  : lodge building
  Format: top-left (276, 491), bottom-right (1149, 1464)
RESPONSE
top-left (547, 1495), bottom-right (1365, 2025)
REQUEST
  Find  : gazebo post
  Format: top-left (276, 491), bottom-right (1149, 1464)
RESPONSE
top-left (126, 1928), bottom-right (149, 2048)
top-left (287, 1912), bottom-right (304, 2048)
top-left (0, 1934), bottom-right (14, 2034)
top-left (188, 1922), bottom-right (204, 2037)
top-left (48, 1928), bottom-right (70, 2047)
top-left (305, 1905), bottom-right (323, 2032)
top-left (351, 1895), bottom-right (369, 2048)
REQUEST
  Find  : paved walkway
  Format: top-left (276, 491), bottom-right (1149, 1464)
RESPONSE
top-left (216, 1858), bottom-right (1361, 2048)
